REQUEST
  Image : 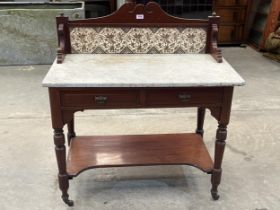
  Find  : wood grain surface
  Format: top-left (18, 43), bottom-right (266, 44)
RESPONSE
top-left (67, 133), bottom-right (214, 176)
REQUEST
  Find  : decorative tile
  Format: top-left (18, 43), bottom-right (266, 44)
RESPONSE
top-left (70, 27), bottom-right (207, 54)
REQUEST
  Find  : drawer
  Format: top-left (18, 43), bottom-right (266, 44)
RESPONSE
top-left (239, 0), bottom-right (248, 6)
top-left (218, 25), bottom-right (244, 43)
top-left (216, 8), bottom-right (245, 23)
top-left (61, 90), bottom-right (139, 108)
top-left (215, 0), bottom-right (248, 6)
top-left (146, 88), bottom-right (223, 107)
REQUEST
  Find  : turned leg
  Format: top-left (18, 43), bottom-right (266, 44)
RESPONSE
top-left (54, 128), bottom-right (74, 206)
top-left (211, 123), bottom-right (227, 200)
top-left (196, 107), bottom-right (206, 137)
top-left (67, 119), bottom-right (76, 146)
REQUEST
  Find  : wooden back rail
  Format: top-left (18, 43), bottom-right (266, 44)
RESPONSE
top-left (56, 2), bottom-right (222, 63)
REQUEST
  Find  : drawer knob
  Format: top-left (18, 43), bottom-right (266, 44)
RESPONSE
top-left (95, 96), bottom-right (107, 104)
top-left (178, 93), bottom-right (191, 102)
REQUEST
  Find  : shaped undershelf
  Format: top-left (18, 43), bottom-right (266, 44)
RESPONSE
top-left (67, 133), bottom-right (213, 177)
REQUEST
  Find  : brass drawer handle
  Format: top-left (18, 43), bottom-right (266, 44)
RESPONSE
top-left (95, 96), bottom-right (108, 104)
top-left (178, 93), bottom-right (191, 102)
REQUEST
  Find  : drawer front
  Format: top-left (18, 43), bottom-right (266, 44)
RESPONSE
top-left (61, 90), bottom-right (139, 108)
top-left (216, 0), bottom-right (248, 6)
top-left (216, 8), bottom-right (245, 23)
top-left (239, 0), bottom-right (248, 6)
top-left (216, 0), bottom-right (236, 6)
top-left (146, 88), bottom-right (223, 107)
top-left (218, 25), bottom-right (243, 43)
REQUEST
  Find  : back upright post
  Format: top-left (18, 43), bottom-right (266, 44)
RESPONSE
top-left (207, 12), bottom-right (222, 63)
top-left (56, 14), bottom-right (71, 64)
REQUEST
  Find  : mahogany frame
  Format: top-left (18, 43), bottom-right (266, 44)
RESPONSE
top-left (47, 2), bottom-right (234, 206)
top-left (49, 86), bottom-right (233, 206)
top-left (56, 1), bottom-right (222, 64)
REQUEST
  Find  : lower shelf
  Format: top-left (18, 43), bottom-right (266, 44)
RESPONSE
top-left (67, 133), bottom-right (213, 177)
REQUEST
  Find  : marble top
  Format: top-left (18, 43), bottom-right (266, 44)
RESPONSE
top-left (42, 54), bottom-right (245, 87)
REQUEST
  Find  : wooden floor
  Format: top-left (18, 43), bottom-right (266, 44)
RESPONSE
top-left (67, 133), bottom-right (214, 177)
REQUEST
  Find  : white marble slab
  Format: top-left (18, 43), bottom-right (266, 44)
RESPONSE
top-left (42, 54), bottom-right (245, 87)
